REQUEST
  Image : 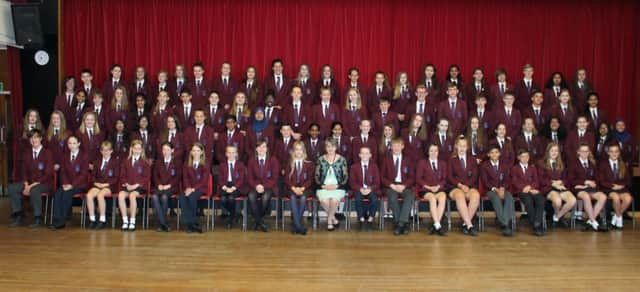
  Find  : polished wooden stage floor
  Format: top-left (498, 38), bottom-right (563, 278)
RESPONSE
top-left (0, 199), bottom-right (639, 291)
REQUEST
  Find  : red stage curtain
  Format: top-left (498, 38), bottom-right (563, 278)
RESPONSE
top-left (61, 0), bottom-right (639, 132)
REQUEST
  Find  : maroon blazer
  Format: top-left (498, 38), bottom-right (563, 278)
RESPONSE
top-left (463, 83), bottom-right (488, 108)
top-left (416, 159), bottom-right (448, 191)
top-left (218, 160), bottom-right (247, 193)
top-left (447, 155), bottom-right (478, 188)
top-left (614, 137), bottom-right (638, 165)
top-left (480, 160), bottom-right (511, 190)
top-left (401, 129), bottom-right (427, 162)
top-left (247, 156), bottom-right (279, 190)
top-left (543, 88), bottom-right (562, 109)
top-left (149, 82), bottom-right (170, 106)
top-left (69, 102), bottom-right (89, 132)
top-left (291, 79), bottom-right (317, 105)
top-left (365, 86), bottom-right (393, 114)
top-left (44, 131), bottom-right (71, 167)
top-left (245, 125), bottom-right (275, 158)
top-left (111, 133), bottom-right (129, 160)
top-left (311, 103), bottom-right (341, 136)
top-left (521, 106), bottom-right (550, 132)
top-left (513, 79), bottom-right (541, 110)
top-left (186, 78), bottom-right (212, 107)
top-left (204, 104), bottom-right (226, 133)
top-left (215, 130), bottom-right (247, 162)
top-left (78, 84), bottom-right (98, 103)
top-left (350, 135), bottom-right (378, 164)
top-left (404, 101), bottom-right (436, 128)
top-left (21, 148), bottom-right (54, 189)
top-left (489, 138), bottom-right (515, 166)
top-left (284, 160), bottom-right (314, 189)
top-left (585, 107), bottom-right (608, 133)
top-left (239, 80), bottom-right (262, 107)
top-left (153, 158), bottom-right (182, 189)
top-left (349, 161), bottom-right (381, 193)
top-left (564, 130), bottom-right (595, 163)
top-left (509, 163), bottom-right (539, 193)
top-left (341, 83), bottom-right (368, 109)
top-left (212, 76), bottom-right (240, 107)
top-left (568, 158), bottom-right (597, 191)
top-left (317, 79), bottom-right (341, 105)
top-left (119, 157), bottom-right (151, 188)
top-left (488, 83), bottom-right (514, 108)
top-left (470, 108), bottom-right (492, 133)
top-left (437, 98), bottom-right (468, 136)
top-left (182, 162), bottom-right (210, 194)
top-left (333, 135), bottom-right (352, 164)
top-left (105, 107), bottom-right (130, 133)
top-left (381, 155), bottom-right (415, 187)
top-left (490, 106), bottom-right (522, 139)
top-left (130, 130), bottom-right (157, 159)
top-left (53, 93), bottom-right (75, 121)
top-left (173, 102), bottom-right (196, 128)
top-left (150, 106), bottom-right (173, 133)
top-left (569, 83), bottom-right (591, 114)
top-left (76, 129), bottom-right (105, 165)
top-left (92, 156), bottom-right (120, 192)
top-left (281, 103), bottom-right (311, 134)
top-left (549, 104), bottom-right (578, 132)
top-left (274, 137), bottom-right (295, 170)
top-left (536, 161), bottom-right (569, 194)
top-left (83, 105), bottom-right (108, 131)
top-left (371, 110), bottom-right (400, 139)
top-left (513, 134), bottom-right (545, 162)
top-left (390, 86), bottom-right (416, 114)
top-left (101, 78), bottom-right (126, 102)
top-left (263, 75), bottom-right (291, 105)
top-left (304, 138), bottom-right (324, 163)
top-left (59, 151), bottom-right (89, 190)
top-left (156, 131), bottom-right (186, 161)
top-left (341, 107), bottom-right (369, 138)
top-left (430, 132), bottom-right (454, 160)
top-left (128, 80), bottom-right (152, 103)
top-left (167, 78), bottom-right (187, 106)
top-left (184, 124), bottom-right (216, 160)
top-left (597, 160), bottom-right (632, 191)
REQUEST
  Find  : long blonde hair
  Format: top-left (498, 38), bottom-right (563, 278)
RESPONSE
top-left (407, 114), bottom-right (427, 140)
top-left (344, 88), bottom-right (362, 110)
top-left (608, 144), bottom-right (626, 179)
top-left (187, 142), bottom-right (207, 168)
top-left (78, 112), bottom-right (101, 135)
top-left (22, 109), bottom-right (44, 139)
top-left (392, 71), bottom-right (410, 100)
top-left (111, 85), bottom-right (129, 111)
top-left (288, 141), bottom-right (308, 178)
top-left (128, 139), bottom-right (147, 160)
top-left (46, 110), bottom-right (69, 141)
top-left (230, 92), bottom-right (251, 118)
top-left (543, 143), bottom-right (565, 171)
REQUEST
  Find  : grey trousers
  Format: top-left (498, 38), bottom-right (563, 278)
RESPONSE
top-left (486, 190), bottom-right (515, 227)
top-left (9, 182), bottom-right (50, 218)
top-left (385, 188), bottom-right (414, 225)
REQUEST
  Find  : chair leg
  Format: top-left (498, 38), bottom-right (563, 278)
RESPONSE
top-left (276, 198), bottom-right (281, 231)
top-left (242, 198), bottom-right (248, 232)
top-left (479, 199), bottom-right (484, 232)
top-left (176, 199), bottom-right (181, 231)
top-left (48, 197), bottom-right (54, 225)
top-left (81, 198), bottom-right (86, 228)
top-left (312, 199), bottom-right (318, 230)
top-left (447, 199), bottom-right (452, 231)
top-left (111, 198), bottom-right (116, 229)
top-left (378, 201), bottom-right (384, 231)
top-left (211, 199), bottom-right (215, 231)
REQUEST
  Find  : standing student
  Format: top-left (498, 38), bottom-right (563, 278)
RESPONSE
top-left (598, 144), bottom-right (633, 229)
top-left (349, 146), bottom-right (380, 232)
top-left (315, 138), bottom-right (349, 231)
top-left (419, 64), bottom-right (439, 103)
top-left (150, 90), bottom-right (173, 133)
top-left (49, 136), bottom-right (89, 230)
top-left (157, 115), bottom-right (185, 162)
top-left (595, 122), bottom-right (612, 161)
top-left (131, 116), bottom-right (156, 163)
top-left (466, 116), bottom-right (488, 164)
top-left (285, 141), bottom-right (314, 235)
top-left (86, 91), bottom-right (107, 130)
top-left (86, 141), bottom-right (119, 230)
top-left (186, 109), bottom-right (216, 162)
top-left (151, 70), bottom-right (169, 105)
top-left (391, 71), bottom-right (414, 114)
top-left (246, 108), bottom-right (275, 158)
top-left (372, 98), bottom-right (400, 140)
top-left (514, 118), bottom-right (544, 162)
top-left (204, 91), bottom-right (226, 134)
top-left (129, 92), bottom-right (150, 129)
top-left (318, 64), bottom-right (340, 104)
top-left (54, 76), bottom-right (77, 120)
top-left (101, 64), bottom-right (125, 102)
top-left (187, 61), bottom-right (211, 107)
top-left (488, 68), bottom-right (513, 107)
top-left (403, 85), bottom-right (433, 129)
top-left (538, 143), bottom-right (576, 228)
top-left (218, 145), bottom-right (247, 229)
top-left (612, 119), bottom-right (637, 164)
top-left (311, 87), bottom-right (340, 136)
top-left (489, 123), bottom-right (515, 166)
top-left (282, 85), bottom-right (311, 136)
top-left (381, 138), bottom-right (415, 236)
top-left (550, 89), bottom-right (578, 132)
top-left (401, 114), bottom-right (427, 161)
top-left (152, 142), bottom-right (182, 232)
top-left (44, 110), bottom-right (71, 172)
top-left (543, 72), bottom-right (568, 109)
top-left (480, 145), bottom-right (514, 237)
top-left (304, 123), bottom-right (324, 162)
top-left (330, 122), bottom-right (352, 164)
top-left (521, 91), bottom-right (549, 132)
top-left (69, 89), bottom-right (88, 132)
top-left (215, 115), bottom-right (246, 163)
top-left (472, 93), bottom-right (491, 133)
top-left (274, 124), bottom-right (296, 170)
top-left (109, 119), bottom-right (129, 160)
top-left (585, 92), bottom-right (607, 133)
top-left (263, 59), bottom-right (290, 105)
top-left (437, 83), bottom-right (468, 136)
top-left (213, 62), bottom-right (239, 107)
top-left (105, 85), bottom-right (129, 133)
top-left (464, 67), bottom-right (487, 107)
top-left (351, 120), bottom-right (378, 164)
top-left (229, 92), bottom-right (252, 132)
top-left (491, 92), bottom-right (521, 139)
top-left (118, 140), bottom-right (151, 231)
top-left (240, 65), bottom-right (261, 107)
top-left (569, 68), bottom-right (593, 114)
top-left (511, 149), bottom-right (545, 236)
top-left (169, 64), bottom-right (188, 105)
top-left (8, 130), bottom-right (53, 228)
top-left (263, 93), bottom-right (282, 128)
top-left (130, 66), bottom-right (151, 99)
top-left (174, 88), bottom-right (195, 128)
top-left (247, 139), bottom-right (279, 232)
top-left (77, 112), bottom-right (105, 168)
top-left (513, 64), bottom-right (540, 110)
top-left (569, 143), bottom-right (607, 231)
top-left (180, 143), bottom-right (210, 233)
top-left (342, 88), bottom-right (369, 139)
top-left (378, 124), bottom-right (396, 163)
top-left (542, 117), bottom-right (567, 152)
top-left (343, 67), bottom-right (367, 107)
top-left (564, 116), bottom-right (595, 163)
top-left (416, 144), bottom-right (448, 236)
top-left (366, 71), bottom-right (392, 114)
top-left (447, 137), bottom-right (480, 236)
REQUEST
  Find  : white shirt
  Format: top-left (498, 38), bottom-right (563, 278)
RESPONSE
top-left (132, 155), bottom-right (140, 166)
top-left (227, 160), bottom-right (236, 182)
top-left (524, 132), bottom-right (532, 142)
top-left (430, 159), bottom-right (438, 170)
top-left (323, 79), bottom-right (331, 87)
top-left (195, 77), bottom-right (203, 85)
top-left (524, 78), bottom-right (532, 87)
top-left (609, 159), bottom-right (618, 172)
top-left (579, 158), bottom-right (589, 168)
top-left (94, 105), bottom-right (102, 114)
top-left (283, 136), bottom-right (290, 146)
top-left (578, 129), bottom-right (586, 137)
top-left (32, 146), bottom-right (42, 159)
top-left (361, 162), bottom-right (369, 188)
top-left (416, 101), bottom-right (425, 113)
top-left (137, 80), bottom-right (144, 88)
top-left (520, 163), bottom-right (528, 173)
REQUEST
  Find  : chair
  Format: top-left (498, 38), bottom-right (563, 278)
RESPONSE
top-left (477, 181), bottom-right (517, 232)
top-left (176, 175), bottom-right (213, 231)
top-left (413, 188), bottom-right (453, 232)
top-left (111, 180), bottom-right (151, 229)
top-left (22, 172), bottom-right (56, 225)
top-left (279, 194), bottom-right (317, 231)
top-left (144, 182), bottom-right (182, 230)
top-left (379, 194), bottom-right (415, 231)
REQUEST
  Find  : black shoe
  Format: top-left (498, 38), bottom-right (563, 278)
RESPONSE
top-left (467, 226), bottom-right (478, 236)
top-left (48, 224), bottom-right (65, 230)
top-left (96, 221), bottom-right (106, 230)
top-left (258, 222), bottom-right (269, 232)
top-left (190, 224), bottom-right (203, 233)
top-left (402, 223), bottom-right (410, 235)
top-left (462, 225), bottom-right (469, 235)
top-left (534, 228), bottom-right (545, 236)
top-left (333, 221), bottom-right (340, 229)
top-left (300, 227), bottom-right (308, 235)
top-left (29, 218), bottom-right (43, 228)
top-left (393, 224), bottom-right (403, 236)
top-left (520, 213), bottom-right (529, 220)
top-left (597, 223), bottom-right (609, 232)
top-left (472, 216), bottom-right (479, 227)
top-left (9, 216), bottom-right (22, 228)
top-left (558, 218), bottom-right (569, 228)
top-left (335, 213), bottom-right (345, 221)
top-left (502, 227), bottom-right (513, 237)
top-left (428, 225), bottom-right (437, 235)
top-left (157, 224), bottom-right (170, 232)
top-left (437, 227), bottom-right (448, 236)
top-left (88, 221), bottom-right (97, 229)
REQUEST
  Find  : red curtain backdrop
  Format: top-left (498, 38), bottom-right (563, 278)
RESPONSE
top-left (62, 0), bottom-right (639, 132)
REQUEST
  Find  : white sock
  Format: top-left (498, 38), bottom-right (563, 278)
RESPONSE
top-left (553, 215), bottom-right (559, 222)
top-left (99, 215), bottom-right (106, 222)
top-left (89, 215), bottom-right (96, 221)
top-left (122, 217), bottom-right (129, 224)
top-left (130, 218), bottom-right (136, 225)
top-left (434, 222), bottom-right (441, 229)
top-left (617, 216), bottom-right (623, 227)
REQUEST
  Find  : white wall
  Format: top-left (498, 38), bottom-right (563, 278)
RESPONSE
top-left (0, 0), bottom-right (17, 47)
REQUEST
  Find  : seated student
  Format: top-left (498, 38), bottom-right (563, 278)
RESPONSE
top-left (598, 144), bottom-right (633, 229)
top-left (218, 145), bottom-right (247, 229)
top-left (569, 143), bottom-right (608, 231)
top-left (491, 92), bottom-right (522, 139)
top-left (315, 138), bottom-right (349, 231)
top-left (447, 137), bottom-right (480, 236)
top-left (229, 92), bottom-right (252, 132)
top-left (381, 138), bottom-right (415, 236)
top-left (401, 114), bottom-right (428, 162)
top-left (514, 118), bottom-right (544, 162)
top-left (312, 87), bottom-right (340, 136)
top-left (215, 115), bottom-right (246, 163)
top-left (246, 108), bottom-right (275, 158)
top-left (118, 140), bottom-right (151, 231)
top-left (180, 143), bottom-right (210, 233)
top-left (44, 110), bottom-right (71, 172)
top-left (349, 146), bottom-right (380, 232)
top-left (431, 118), bottom-right (454, 159)
top-left (489, 123), bottom-right (515, 166)
top-left (416, 144), bottom-right (448, 236)
top-left (304, 123), bottom-right (324, 162)
top-left (480, 145), bottom-right (515, 236)
top-left (247, 139), bottom-right (279, 232)
top-left (152, 142), bottom-right (181, 232)
top-left (49, 136), bottom-right (89, 230)
top-left (564, 116), bottom-right (595, 163)
top-left (186, 109), bottom-right (216, 162)
top-left (86, 141), bottom-right (119, 230)
top-left (8, 130), bottom-right (54, 228)
top-left (285, 141), bottom-right (314, 235)
top-left (77, 112), bottom-right (105, 169)
top-left (372, 98), bottom-right (400, 140)
top-left (157, 115), bottom-right (185, 162)
top-left (465, 116), bottom-right (488, 165)
top-left (511, 149), bottom-right (545, 236)
top-left (342, 88), bottom-right (369, 139)
top-left (351, 120), bottom-right (378, 164)
top-left (538, 143), bottom-right (576, 228)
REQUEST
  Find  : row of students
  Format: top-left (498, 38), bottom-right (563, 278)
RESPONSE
top-left (58, 62), bottom-right (596, 115)
top-left (8, 129), bottom-right (633, 238)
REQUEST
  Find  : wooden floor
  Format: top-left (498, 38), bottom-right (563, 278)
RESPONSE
top-left (1, 199), bottom-right (639, 291)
